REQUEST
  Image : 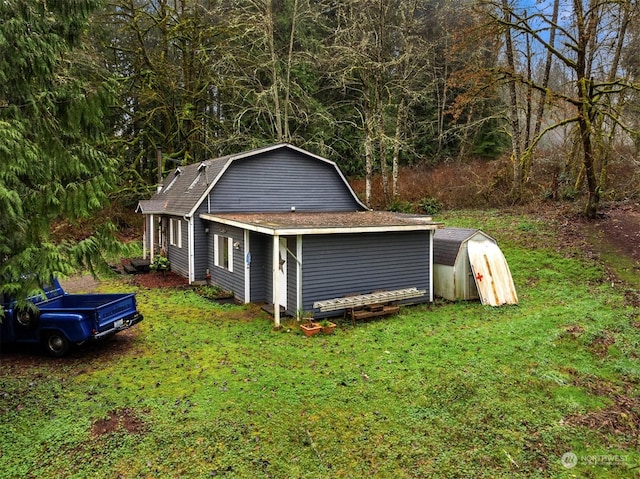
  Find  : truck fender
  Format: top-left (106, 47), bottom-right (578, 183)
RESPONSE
top-left (38, 312), bottom-right (90, 342)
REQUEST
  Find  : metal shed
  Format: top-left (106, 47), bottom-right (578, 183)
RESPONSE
top-left (433, 228), bottom-right (518, 306)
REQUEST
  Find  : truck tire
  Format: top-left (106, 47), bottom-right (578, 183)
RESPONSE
top-left (15, 308), bottom-right (39, 328)
top-left (43, 332), bottom-right (70, 357)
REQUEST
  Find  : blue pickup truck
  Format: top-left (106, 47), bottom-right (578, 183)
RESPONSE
top-left (1, 278), bottom-right (143, 357)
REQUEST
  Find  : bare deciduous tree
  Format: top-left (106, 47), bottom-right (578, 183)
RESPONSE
top-left (324, 0), bottom-right (435, 206)
top-left (483, 0), bottom-right (640, 217)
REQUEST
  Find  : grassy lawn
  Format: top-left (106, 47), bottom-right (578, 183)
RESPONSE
top-left (1, 209), bottom-right (639, 478)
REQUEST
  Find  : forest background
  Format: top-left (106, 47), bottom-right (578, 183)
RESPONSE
top-left (1, 0), bottom-right (639, 295)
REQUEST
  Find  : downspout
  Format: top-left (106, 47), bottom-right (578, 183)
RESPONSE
top-left (188, 217), bottom-right (195, 284)
top-left (296, 235), bottom-right (303, 318)
top-left (244, 230), bottom-right (250, 303)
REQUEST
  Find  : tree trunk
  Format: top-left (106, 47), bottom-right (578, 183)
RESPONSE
top-left (364, 88), bottom-right (374, 207)
top-left (501, 0), bottom-right (523, 199)
top-left (364, 125), bottom-right (374, 207)
top-left (532, 0), bottom-right (559, 142)
top-left (265, 0), bottom-right (283, 142)
top-left (392, 97), bottom-right (406, 200)
top-left (379, 110), bottom-right (389, 202)
top-left (283, 0), bottom-right (299, 143)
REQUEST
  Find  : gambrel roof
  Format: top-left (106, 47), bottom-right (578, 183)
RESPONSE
top-left (137, 143), bottom-right (366, 218)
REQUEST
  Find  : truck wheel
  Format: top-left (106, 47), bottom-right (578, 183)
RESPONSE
top-left (44, 333), bottom-right (70, 357)
top-left (15, 308), bottom-right (39, 328)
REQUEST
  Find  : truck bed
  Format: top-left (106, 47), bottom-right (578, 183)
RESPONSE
top-left (37, 293), bottom-right (138, 333)
top-left (38, 293), bottom-right (135, 310)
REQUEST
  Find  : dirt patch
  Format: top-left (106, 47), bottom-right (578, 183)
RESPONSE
top-left (595, 204), bottom-right (640, 264)
top-left (588, 331), bottom-right (617, 358)
top-left (625, 290), bottom-right (640, 309)
top-left (130, 271), bottom-right (190, 289)
top-left (58, 275), bottom-right (102, 293)
top-left (60, 270), bottom-right (190, 292)
top-left (565, 376), bottom-right (640, 441)
top-left (91, 407), bottom-right (148, 437)
top-left (537, 202), bottom-right (640, 289)
top-left (562, 324), bottom-right (585, 338)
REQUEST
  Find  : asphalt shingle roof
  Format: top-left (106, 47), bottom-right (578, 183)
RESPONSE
top-left (433, 228), bottom-right (483, 266)
top-left (137, 155), bottom-right (230, 216)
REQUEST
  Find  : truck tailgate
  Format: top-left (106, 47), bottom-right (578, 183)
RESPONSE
top-left (95, 294), bottom-right (139, 331)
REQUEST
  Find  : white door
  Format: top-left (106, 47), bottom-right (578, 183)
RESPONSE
top-left (278, 238), bottom-right (287, 308)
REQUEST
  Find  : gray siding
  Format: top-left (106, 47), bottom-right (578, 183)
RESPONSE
top-left (207, 223), bottom-right (245, 299)
top-left (302, 232), bottom-right (431, 317)
top-left (244, 234), bottom-right (297, 313)
top-left (285, 236), bottom-right (297, 314)
top-left (208, 149), bottom-right (363, 213)
top-left (193, 203), bottom-right (211, 281)
top-left (167, 217), bottom-right (189, 278)
top-left (248, 233), bottom-right (269, 303)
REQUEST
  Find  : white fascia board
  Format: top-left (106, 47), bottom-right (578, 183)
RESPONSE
top-left (143, 210), bottom-right (192, 218)
top-left (201, 214), bottom-right (277, 235)
top-left (199, 213), bottom-right (439, 236)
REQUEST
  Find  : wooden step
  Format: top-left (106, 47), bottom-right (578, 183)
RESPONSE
top-left (351, 305), bottom-right (400, 320)
top-left (123, 263), bottom-right (138, 274)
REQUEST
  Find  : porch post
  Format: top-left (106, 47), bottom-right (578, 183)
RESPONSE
top-left (149, 214), bottom-right (155, 260)
top-left (272, 234), bottom-right (280, 328)
top-left (296, 235), bottom-right (303, 318)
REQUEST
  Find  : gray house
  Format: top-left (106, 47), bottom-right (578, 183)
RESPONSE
top-left (137, 143), bottom-right (441, 325)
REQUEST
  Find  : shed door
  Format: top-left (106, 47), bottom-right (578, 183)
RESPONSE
top-left (465, 254), bottom-right (479, 299)
top-left (278, 238), bottom-right (287, 308)
top-left (468, 239), bottom-right (518, 306)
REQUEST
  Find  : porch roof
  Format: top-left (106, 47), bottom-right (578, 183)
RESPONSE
top-left (199, 211), bottom-right (442, 236)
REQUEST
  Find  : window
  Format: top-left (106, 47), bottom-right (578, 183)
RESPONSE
top-left (169, 218), bottom-right (182, 248)
top-left (214, 234), bottom-right (233, 272)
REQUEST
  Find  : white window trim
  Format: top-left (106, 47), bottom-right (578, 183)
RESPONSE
top-left (214, 234), bottom-right (233, 272)
top-left (170, 218), bottom-right (182, 248)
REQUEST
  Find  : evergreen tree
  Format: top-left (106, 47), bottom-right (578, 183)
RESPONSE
top-left (0, 0), bottom-right (120, 306)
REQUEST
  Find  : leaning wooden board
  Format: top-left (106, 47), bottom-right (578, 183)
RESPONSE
top-left (467, 239), bottom-right (518, 306)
